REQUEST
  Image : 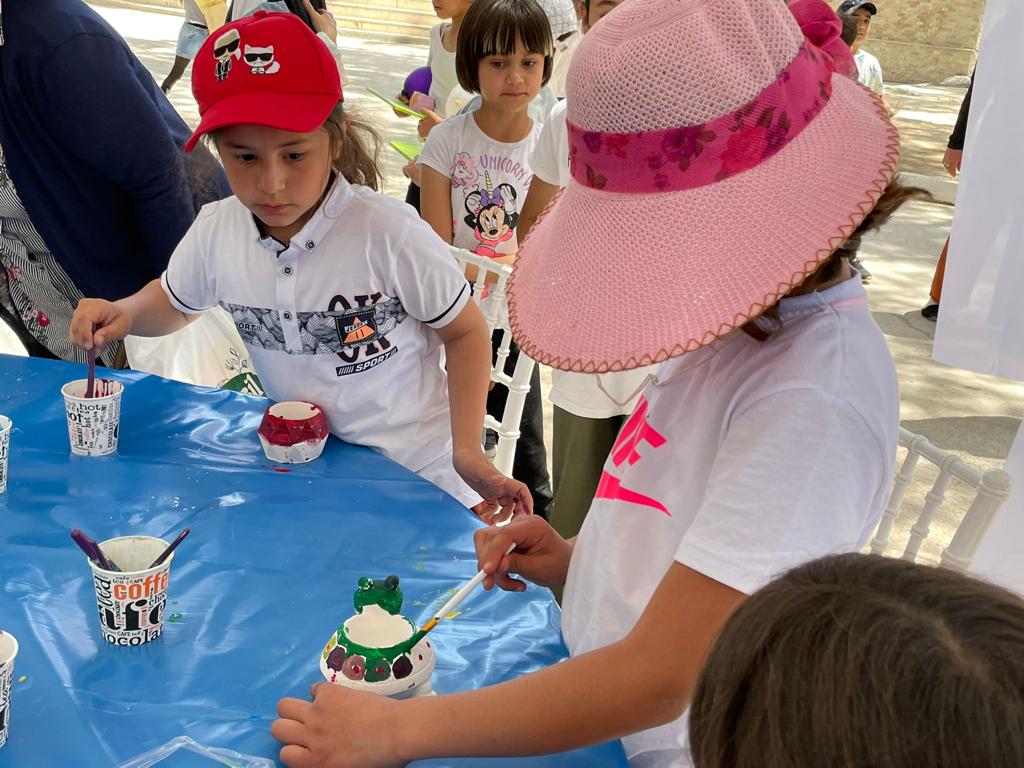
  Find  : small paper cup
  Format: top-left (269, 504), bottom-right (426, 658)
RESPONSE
top-left (87, 536), bottom-right (172, 647)
top-left (258, 401), bottom-right (329, 464)
top-left (61, 379), bottom-right (124, 457)
top-left (0, 415), bottom-right (10, 494)
top-left (0, 631), bottom-right (18, 749)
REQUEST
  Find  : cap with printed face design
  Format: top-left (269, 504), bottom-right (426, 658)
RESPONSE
top-left (184, 11), bottom-right (342, 152)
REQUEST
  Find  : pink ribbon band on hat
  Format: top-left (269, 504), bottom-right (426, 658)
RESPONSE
top-left (568, 43), bottom-right (834, 194)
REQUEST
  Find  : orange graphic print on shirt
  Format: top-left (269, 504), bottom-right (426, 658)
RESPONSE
top-left (594, 396), bottom-right (669, 516)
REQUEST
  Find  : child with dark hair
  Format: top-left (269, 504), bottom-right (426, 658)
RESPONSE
top-left (690, 553), bottom-right (1024, 768)
top-left (418, 0), bottom-right (555, 516)
top-left (70, 12), bottom-right (529, 518)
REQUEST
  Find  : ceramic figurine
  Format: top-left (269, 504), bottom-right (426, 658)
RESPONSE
top-left (320, 576), bottom-right (435, 698)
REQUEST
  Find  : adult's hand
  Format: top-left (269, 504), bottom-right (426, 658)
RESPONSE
top-left (942, 147), bottom-right (963, 177)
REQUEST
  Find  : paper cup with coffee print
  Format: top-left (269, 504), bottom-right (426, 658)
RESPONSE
top-left (0, 631), bottom-right (18, 748)
top-left (87, 536), bottom-right (173, 647)
top-left (61, 379), bottom-right (123, 457)
top-left (0, 415), bottom-right (10, 493)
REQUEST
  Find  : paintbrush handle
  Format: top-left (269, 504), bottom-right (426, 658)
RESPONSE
top-left (431, 569), bottom-right (488, 623)
top-left (86, 324), bottom-right (97, 398)
top-left (428, 542), bottom-right (517, 624)
top-left (70, 529), bottom-right (119, 571)
top-left (149, 528), bottom-right (190, 568)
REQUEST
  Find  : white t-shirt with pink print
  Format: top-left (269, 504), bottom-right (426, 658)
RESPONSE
top-left (418, 112), bottom-right (541, 260)
top-left (561, 276), bottom-right (900, 767)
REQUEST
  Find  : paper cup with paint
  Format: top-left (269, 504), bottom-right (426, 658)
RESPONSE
top-left (321, 576), bottom-right (435, 699)
top-left (87, 536), bottom-right (172, 647)
top-left (61, 379), bottom-right (123, 457)
top-left (0, 415), bottom-right (10, 494)
top-left (258, 401), bottom-right (329, 464)
top-left (0, 631), bottom-right (18, 749)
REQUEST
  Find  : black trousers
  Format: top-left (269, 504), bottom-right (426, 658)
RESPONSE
top-left (405, 181), bottom-right (421, 214)
top-left (486, 331), bottom-right (553, 518)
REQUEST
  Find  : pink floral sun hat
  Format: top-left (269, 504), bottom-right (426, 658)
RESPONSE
top-left (509, 0), bottom-right (898, 372)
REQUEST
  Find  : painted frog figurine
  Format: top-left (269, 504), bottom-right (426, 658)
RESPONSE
top-left (320, 575), bottom-right (436, 698)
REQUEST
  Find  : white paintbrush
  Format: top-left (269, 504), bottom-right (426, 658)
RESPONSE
top-left (418, 543), bottom-right (516, 635)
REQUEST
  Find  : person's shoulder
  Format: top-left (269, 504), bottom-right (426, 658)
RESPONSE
top-left (425, 111), bottom-right (470, 147)
top-left (4, 0), bottom-right (117, 53)
top-left (859, 49), bottom-right (882, 68)
top-left (344, 185), bottom-right (418, 236)
top-left (194, 196), bottom-right (250, 230)
top-left (430, 22), bottom-right (448, 45)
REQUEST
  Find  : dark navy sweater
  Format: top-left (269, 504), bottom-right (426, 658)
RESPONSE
top-left (0, 0), bottom-right (229, 301)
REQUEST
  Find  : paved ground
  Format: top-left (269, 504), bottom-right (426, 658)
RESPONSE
top-left (2, 3), bottom-right (1017, 566)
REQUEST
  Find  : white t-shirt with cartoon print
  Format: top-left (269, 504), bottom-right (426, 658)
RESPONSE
top-left (561, 277), bottom-right (899, 766)
top-left (417, 112), bottom-right (541, 259)
top-left (161, 175), bottom-right (479, 507)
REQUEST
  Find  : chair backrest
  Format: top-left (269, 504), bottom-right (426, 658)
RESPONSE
top-left (448, 246), bottom-right (537, 477)
top-left (870, 427), bottom-right (1013, 572)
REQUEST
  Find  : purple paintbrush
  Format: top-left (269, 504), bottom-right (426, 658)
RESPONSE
top-left (70, 529), bottom-right (120, 572)
top-left (85, 323), bottom-right (97, 398)
top-left (149, 528), bottom-right (190, 568)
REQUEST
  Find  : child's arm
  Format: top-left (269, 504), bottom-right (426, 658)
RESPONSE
top-left (273, 553), bottom-right (744, 767)
top-left (68, 278), bottom-right (194, 351)
top-left (433, 300), bottom-right (532, 516)
top-left (418, 108), bottom-right (445, 140)
top-left (517, 176), bottom-right (562, 246)
top-left (419, 166), bottom-right (455, 245)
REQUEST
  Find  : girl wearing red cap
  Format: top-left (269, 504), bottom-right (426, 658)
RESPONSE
top-left (270, 0), bottom-right (929, 765)
top-left (69, 11), bottom-right (530, 518)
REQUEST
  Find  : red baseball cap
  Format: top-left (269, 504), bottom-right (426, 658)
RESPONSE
top-left (185, 11), bottom-right (342, 152)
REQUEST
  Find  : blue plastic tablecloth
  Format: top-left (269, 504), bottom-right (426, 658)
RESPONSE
top-left (0, 355), bottom-right (626, 768)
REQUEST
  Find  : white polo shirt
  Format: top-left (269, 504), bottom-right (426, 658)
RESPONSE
top-left (161, 176), bottom-right (478, 506)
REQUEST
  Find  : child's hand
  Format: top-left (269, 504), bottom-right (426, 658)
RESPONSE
top-left (474, 514), bottom-right (574, 592)
top-left (455, 450), bottom-right (533, 519)
top-left (69, 299), bottom-right (133, 350)
top-left (274, 683), bottom-right (407, 768)
top-left (393, 91), bottom-right (411, 118)
top-left (303, 0), bottom-right (338, 42)
top-left (417, 109), bottom-right (443, 140)
top-left (402, 157), bottom-right (422, 185)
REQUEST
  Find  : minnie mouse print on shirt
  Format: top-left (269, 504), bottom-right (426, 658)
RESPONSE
top-left (418, 112), bottom-right (542, 260)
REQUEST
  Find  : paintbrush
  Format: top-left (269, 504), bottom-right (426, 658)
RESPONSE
top-left (149, 528), bottom-right (190, 568)
top-left (417, 542), bottom-right (517, 636)
top-left (85, 324), bottom-right (97, 398)
top-left (70, 529), bottom-right (120, 572)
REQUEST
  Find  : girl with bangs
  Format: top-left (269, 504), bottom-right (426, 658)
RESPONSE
top-left (418, 0), bottom-right (556, 516)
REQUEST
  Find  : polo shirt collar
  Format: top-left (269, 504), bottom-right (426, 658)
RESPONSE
top-left (252, 173), bottom-right (353, 253)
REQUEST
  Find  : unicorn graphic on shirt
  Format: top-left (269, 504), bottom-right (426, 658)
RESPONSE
top-left (451, 153), bottom-right (479, 189)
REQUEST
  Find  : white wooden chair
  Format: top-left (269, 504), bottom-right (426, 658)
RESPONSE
top-left (448, 245), bottom-right (536, 477)
top-left (870, 427), bottom-right (1013, 572)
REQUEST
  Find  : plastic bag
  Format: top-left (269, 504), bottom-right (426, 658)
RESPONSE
top-left (124, 307), bottom-right (264, 396)
top-left (115, 736), bottom-right (275, 768)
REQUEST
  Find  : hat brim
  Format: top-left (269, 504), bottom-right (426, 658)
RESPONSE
top-left (509, 75), bottom-right (899, 372)
top-left (184, 90), bottom-right (340, 152)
